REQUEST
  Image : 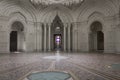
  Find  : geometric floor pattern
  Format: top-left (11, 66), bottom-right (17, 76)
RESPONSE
top-left (0, 52), bottom-right (120, 80)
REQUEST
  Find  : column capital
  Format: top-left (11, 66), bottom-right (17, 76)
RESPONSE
top-left (40, 23), bottom-right (43, 27)
top-left (72, 22), bottom-right (79, 26)
top-left (67, 23), bottom-right (71, 28)
top-left (48, 23), bottom-right (51, 27)
top-left (43, 23), bottom-right (47, 26)
top-left (63, 23), bottom-right (68, 27)
top-left (43, 23), bottom-right (47, 28)
top-left (39, 22), bottom-right (43, 26)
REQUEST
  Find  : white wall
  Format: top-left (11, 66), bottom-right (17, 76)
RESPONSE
top-left (0, 0), bottom-right (119, 53)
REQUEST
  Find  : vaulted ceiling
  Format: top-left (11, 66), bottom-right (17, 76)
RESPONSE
top-left (0, 0), bottom-right (119, 23)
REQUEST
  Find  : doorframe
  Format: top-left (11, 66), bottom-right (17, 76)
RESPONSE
top-left (53, 34), bottom-right (62, 51)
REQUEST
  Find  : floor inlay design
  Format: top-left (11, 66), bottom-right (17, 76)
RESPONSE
top-left (0, 52), bottom-right (119, 80)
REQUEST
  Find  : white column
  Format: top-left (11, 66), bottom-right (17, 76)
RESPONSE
top-left (39, 23), bottom-right (42, 51)
top-left (36, 24), bottom-right (39, 51)
top-left (64, 23), bottom-right (67, 51)
top-left (36, 23), bottom-right (42, 52)
top-left (48, 23), bottom-right (51, 51)
top-left (68, 23), bottom-right (71, 51)
top-left (44, 23), bottom-right (47, 51)
top-left (73, 23), bottom-right (78, 52)
top-left (35, 22), bottom-right (37, 51)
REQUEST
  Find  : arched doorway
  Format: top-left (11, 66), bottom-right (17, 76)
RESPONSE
top-left (51, 15), bottom-right (64, 51)
top-left (89, 21), bottom-right (104, 52)
top-left (10, 31), bottom-right (17, 52)
top-left (97, 31), bottom-right (104, 50)
top-left (10, 21), bottom-right (24, 52)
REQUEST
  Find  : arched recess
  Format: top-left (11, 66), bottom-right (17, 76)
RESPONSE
top-left (76, 0), bottom-right (117, 22)
top-left (39, 5), bottom-right (73, 23)
top-left (0, 0), bottom-right (37, 23)
top-left (89, 21), bottom-right (104, 52)
top-left (51, 15), bottom-right (64, 51)
top-left (10, 21), bottom-right (25, 52)
top-left (115, 26), bottom-right (120, 52)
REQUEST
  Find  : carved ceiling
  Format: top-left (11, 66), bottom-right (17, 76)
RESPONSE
top-left (30, 0), bottom-right (84, 6)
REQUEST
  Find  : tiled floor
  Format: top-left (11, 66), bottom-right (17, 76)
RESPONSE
top-left (0, 52), bottom-right (120, 80)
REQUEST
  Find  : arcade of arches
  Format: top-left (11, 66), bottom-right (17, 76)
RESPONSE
top-left (0, 0), bottom-right (120, 53)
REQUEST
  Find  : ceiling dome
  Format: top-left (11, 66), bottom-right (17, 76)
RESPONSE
top-left (30, 0), bottom-right (84, 6)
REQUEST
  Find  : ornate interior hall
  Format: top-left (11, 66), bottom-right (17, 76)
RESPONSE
top-left (0, 0), bottom-right (120, 80)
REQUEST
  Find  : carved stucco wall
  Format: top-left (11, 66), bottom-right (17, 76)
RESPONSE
top-left (0, 0), bottom-right (119, 53)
